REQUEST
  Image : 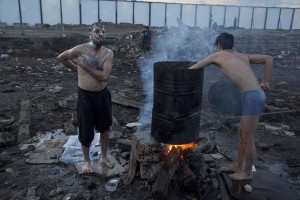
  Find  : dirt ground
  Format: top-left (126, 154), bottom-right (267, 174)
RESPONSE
top-left (0, 23), bottom-right (300, 200)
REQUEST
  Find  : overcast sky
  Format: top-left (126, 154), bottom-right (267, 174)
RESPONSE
top-left (136, 0), bottom-right (299, 8)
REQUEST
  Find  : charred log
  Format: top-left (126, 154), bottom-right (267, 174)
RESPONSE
top-left (151, 147), bottom-right (181, 198)
top-left (176, 160), bottom-right (197, 191)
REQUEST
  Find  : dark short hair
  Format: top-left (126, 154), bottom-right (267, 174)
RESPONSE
top-left (214, 32), bottom-right (234, 49)
top-left (88, 20), bottom-right (102, 32)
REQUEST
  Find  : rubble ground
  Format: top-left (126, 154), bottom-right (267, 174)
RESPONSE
top-left (0, 23), bottom-right (300, 199)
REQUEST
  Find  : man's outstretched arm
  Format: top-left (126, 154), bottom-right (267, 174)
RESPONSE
top-left (189, 54), bottom-right (216, 69)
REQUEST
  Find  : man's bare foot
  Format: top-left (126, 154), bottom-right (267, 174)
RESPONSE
top-left (82, 161), bottom-right (93, 173)
top-left (229, 170), bottom-right (253, 180)
top-left (219, 162), bottom-right (240, 173)
top-left (101, 157), bottom-right (115, 169)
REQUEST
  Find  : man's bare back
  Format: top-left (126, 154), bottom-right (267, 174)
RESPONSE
top-left (190, 48), bottom-right (272, 92)
top-left (211, 50), bottom-right (261, 91)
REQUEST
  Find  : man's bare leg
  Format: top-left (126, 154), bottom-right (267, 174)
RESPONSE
top-left (100, 131), bottom-right (115, 168)
top-left (230, 116), bottom-right (259, 180)
top-left (81, 144), bottom-right (93, 173)
top-left (220, 127), bottom-right (245, 173)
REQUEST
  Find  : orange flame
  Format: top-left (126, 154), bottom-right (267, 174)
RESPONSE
top-left (165, 142), bottom-right (197, 156)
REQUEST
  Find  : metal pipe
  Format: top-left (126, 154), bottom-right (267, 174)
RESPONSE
top-left (149, 2), bottom-right (151, 26)
top-left (251, 7), bottom-right (254, 29)
top-left (115, 1), bottom-right (118, 24)
top-left (39, 0), bottom-right (43, 25)
top-left (277, 8), bottom-right (282, 29)
top-left (133, 1), bottom-right (135, 24)
top-left (223, 6), bottom-right (226, 27)
top-left (164, 3), bottom-right (167, 27)
top-left (290, 8), bottom-right (295, 30)
top-left (98, 0), bottom-right (100, 20)
top-left (79, 0), bottom-right (82, 25)
top-left (264, 8), bottom-right (268, 29)
top-left (180, 4), bottom-right (182, 20)
top-left (18, 0), bottom-right (22, 25)
top-left (59, 0), bottom-right (63, 24)
top-left (194, 5), bottom-right (198, 27)
top-left (238, 6), bottom-right (241, 28)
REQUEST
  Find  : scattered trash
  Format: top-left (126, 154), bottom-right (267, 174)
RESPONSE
top-left (0, 132), bottom-right (14, 147)
top-left (19, 132), bottom-right (51, 150)
top-left (244, 184), bottom-right (252, 192)
top-left (210, 153), bottom-right (224, 159)
top-left (284, 131), bottom-right (295, 136)
top-left (125, 122), bottom-right (142, 128)
top-left (0, 54), bottom-right (9, 60)
top-left (49, 85), bottom-right (63, 93)
top-left (19, 129), bottom-right (66, 150)
top-left (0, 113), bottom-right (14, 127)
top-left (264, 124), bottom-right (281, 131)
top-left (59, 133), bottom-right (101, 164)
top-left (5, 168), bottom-right (13, 173)
top-left (105, 178), bottom-right (119, 192)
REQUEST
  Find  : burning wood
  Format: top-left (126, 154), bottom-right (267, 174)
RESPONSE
top-left (151, 147), bottom-right (181, 198)
top-left (177, 160), bottom-right (197, 189)
top-left (122, 131), bottom-right (219, 198)
top-left (152, 143), bottom-right (199, 197)
top-left (164, 142), bottom-right (197, 156)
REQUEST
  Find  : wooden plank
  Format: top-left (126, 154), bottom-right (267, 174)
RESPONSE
top-left (111, 92), bottom-right (144, 110)
top-left (17, 124), bottom-right (30, 143)
top-left (17, 99), bottom-right (32, 143)
top-left (19, 99), bottom-right (31, 125)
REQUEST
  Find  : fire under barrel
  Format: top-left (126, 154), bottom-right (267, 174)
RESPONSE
top-left (151, 61), bottom-right (204, 145)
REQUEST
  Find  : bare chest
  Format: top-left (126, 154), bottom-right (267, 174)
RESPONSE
top-left (87, 54), bottom-right (106, 70)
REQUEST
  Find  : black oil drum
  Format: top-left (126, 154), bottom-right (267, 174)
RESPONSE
top-left (208, 79), bottom-right (241, 116)
top-left (151, 61), bottom-right (204, 145)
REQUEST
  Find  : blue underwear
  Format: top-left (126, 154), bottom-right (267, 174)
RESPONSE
top-left (240, 89), bottom-right (266, 116)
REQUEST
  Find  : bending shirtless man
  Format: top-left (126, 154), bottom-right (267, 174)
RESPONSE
top-left (189, 32), bottom-right (273, 180)
top-left (58, 21), bottom-right (115, 173)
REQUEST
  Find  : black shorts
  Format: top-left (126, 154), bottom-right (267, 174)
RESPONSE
top-left (77, 87), bottom-right (112, 147)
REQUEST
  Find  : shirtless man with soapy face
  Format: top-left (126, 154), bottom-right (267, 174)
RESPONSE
top-left (58, 21), bottom-right (115, 173)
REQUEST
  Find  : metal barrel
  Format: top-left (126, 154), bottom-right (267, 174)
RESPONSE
top-left (151, 61), bottom-right (204, 144)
